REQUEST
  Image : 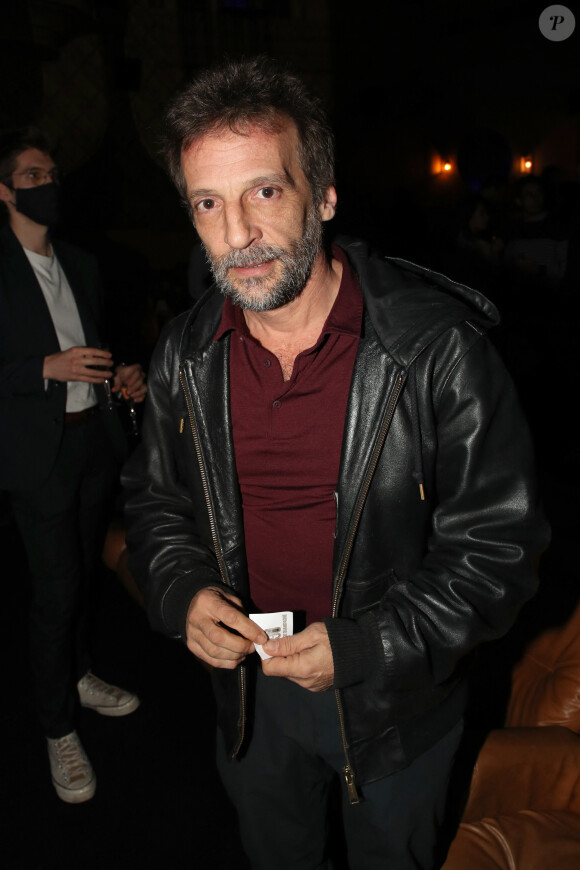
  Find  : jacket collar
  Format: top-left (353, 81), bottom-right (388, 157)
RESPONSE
top-left (0, 224), bottom-right (61, 354)
top-left (0, 224), bottom-right (100, 349)
top-left (336, 236), bottom-right (499, 369)
top-left (178, 236), bottom-right (499, 369)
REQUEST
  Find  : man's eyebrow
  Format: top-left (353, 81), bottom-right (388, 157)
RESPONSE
top-left (21, 164), bottom-right (57, 171)
top-left (188, 170), bottom-right (297, 200)
top-left (188, 188), bottom-right (215, 200)
top-left (247, 171), bottom-right (297, 189)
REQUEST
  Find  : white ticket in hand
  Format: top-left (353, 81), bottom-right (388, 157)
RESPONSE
top-left (250, 611), bottom-right (293, 660)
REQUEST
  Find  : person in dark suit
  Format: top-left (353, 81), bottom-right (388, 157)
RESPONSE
top-left (0, 128), bottom-right (147, 803)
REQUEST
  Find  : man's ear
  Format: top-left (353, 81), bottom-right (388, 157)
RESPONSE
top-left (0, 180), bottom-right (14, 206)
top-left (318, 185), bottom-right (337, 223)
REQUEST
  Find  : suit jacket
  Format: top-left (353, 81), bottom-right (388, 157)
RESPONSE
top-left (0, 224), bottom-right (126, 491)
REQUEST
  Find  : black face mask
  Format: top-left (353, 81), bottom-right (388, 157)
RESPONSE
top-left (15, 182), bottom-right (61, 227)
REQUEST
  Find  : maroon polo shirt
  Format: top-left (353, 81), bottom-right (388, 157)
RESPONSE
top-left (214, 246), bottom-right (363, 625)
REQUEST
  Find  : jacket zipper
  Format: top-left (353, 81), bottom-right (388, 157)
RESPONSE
top-left (179, 369), bottom-right (247, 759)
top-left (332, 371), bottom-right (406, 804)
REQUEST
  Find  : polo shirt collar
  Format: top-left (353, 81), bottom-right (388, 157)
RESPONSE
top-left (214, 242), bottom-right (362, 343)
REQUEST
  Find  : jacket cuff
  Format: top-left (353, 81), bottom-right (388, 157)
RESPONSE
top-left (324, 614), bottom-right (382, 688)
top-left (160, 569), bottom-right (229, 641)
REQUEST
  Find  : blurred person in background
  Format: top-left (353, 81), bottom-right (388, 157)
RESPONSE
top-left (0, 127), bottom-right (147, 804)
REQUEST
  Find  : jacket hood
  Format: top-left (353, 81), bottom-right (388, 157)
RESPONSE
top-left (338, 236), bottom-right (500, 369)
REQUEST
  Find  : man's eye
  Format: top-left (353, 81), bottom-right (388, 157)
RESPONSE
top-left (258, 187), bottom-right (276, 199)
top-left (27, 170), bottom-right (41, 181)
top-left (197, 199), bottom-right (215, 212)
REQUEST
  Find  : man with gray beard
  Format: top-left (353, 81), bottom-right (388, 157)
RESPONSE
top-left (123, 57), bottom-right (547, 869)
top-left (210, 203), bottom-right (323, 312)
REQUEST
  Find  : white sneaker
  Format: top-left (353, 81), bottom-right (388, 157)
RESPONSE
top-left (47, 731), bottom-right (96, 803)
top-left (77, 671), bottom-right (140, 717)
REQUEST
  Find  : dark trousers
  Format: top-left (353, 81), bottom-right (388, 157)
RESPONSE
top-left (216, 669), bottom-right (463, 870)
top-left (10, 412), bottom-right (118, 738)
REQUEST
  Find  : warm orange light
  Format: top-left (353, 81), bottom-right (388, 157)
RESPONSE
top-left (431, 153), bottom-right (454, 176)
top-left (520, 156), bottom-right (533, 174)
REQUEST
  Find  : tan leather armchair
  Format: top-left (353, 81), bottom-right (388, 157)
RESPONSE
top-left (443, 601), bottom-right (580, 869)
top-left (506, 603), bottom-right (580, 732)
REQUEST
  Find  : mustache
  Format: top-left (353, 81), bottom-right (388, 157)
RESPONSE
top-left (212, 244), bottom-right (286, 272)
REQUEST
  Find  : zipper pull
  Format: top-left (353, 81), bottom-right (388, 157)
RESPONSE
top-left (343, 764), bottom-right (361, 805)
top-left (412, 471), bottom-right (426, 501)
top-left (179, 417), bottom-right (184, 434)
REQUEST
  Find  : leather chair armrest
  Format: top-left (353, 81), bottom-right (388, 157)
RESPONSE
top-left (462, 726), bottom-right (580, 822)
top-left (443, 810), bottom-right (580, 870)
top-left (506, 602), bottom-right (580, 730)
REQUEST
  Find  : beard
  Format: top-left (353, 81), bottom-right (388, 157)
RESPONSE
top-left (204, 205), bottom-right (323, 312)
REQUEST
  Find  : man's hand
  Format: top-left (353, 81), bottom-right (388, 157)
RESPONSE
top-left (186, 587), bottom-right (268, 669)
top-left (113, 363), bottom-right (147, 402)
top-left (43, 346), bottom-right (113, 383)
top-left (261, 622), bottom-right (334, 692)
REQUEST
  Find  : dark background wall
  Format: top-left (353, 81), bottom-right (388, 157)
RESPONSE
top-left (1, 2), bottom-right (579, 477)
top-left (1, 0), bottom-right (577, 267)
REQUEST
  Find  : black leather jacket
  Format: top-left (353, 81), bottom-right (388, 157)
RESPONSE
top-left (123, 238), bottom-right (548, 800)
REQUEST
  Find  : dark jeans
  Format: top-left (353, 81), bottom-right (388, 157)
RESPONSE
top-left (216, 668), bottom-right (463, 870)
top-left (10, 411), bottom-right (118, 738)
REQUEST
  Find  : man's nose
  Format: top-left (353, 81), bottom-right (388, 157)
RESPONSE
top-left (223, 202), bottom-right (261, 249)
